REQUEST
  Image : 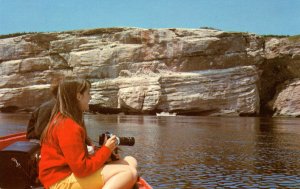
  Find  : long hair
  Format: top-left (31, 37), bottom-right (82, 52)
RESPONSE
top-left (41, 79), bottom-right (91, 144)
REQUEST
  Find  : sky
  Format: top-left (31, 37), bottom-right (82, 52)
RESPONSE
top-left (0, 0), bottom-right (299, 36)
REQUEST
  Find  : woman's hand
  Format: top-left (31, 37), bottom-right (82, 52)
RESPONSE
top-left (104, 135), bottom-right (117, 152)
top-left (105, 148), bottom-right (121, 163)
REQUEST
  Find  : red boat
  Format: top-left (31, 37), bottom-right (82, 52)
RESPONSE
top-left (0, 132), bottom-right (152, 189)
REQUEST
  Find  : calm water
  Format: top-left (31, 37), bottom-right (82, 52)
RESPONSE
top-left (1, 113), bottom-right (300, 188)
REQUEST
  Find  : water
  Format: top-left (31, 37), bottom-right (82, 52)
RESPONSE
top-left (1, 113), bottom-right (300, 188)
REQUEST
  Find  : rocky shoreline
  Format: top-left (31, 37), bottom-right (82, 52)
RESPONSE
top-left (0, 27), bottom-right (299, 117)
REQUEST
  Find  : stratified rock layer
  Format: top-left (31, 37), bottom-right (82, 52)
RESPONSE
top-left (0, 28), bottom-right (299, 116)
top-left (91, 66), bottom-right (259, 115)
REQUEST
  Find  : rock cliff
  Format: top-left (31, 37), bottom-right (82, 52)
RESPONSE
top-left (0, 28), bottom-right (299, 116)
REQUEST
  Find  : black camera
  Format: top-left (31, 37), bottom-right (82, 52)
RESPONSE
top-left (99, 132), bottom-right (135, 146)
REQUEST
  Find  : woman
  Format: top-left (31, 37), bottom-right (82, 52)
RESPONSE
top-left (39, 79), bottom-right (138, 189)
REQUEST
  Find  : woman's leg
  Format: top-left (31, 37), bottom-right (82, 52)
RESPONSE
top-left (109, 156), bottom-right (138, 169)
top-left (124, 156), bottom-right (138, 169)
top-left (101, 163), bottom-right (138, 189)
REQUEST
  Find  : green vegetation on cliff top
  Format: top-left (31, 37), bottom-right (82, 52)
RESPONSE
top-left (0, 28), bottom-right (299, 41)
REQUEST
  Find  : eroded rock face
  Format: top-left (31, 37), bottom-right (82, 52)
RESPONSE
top-left (0, 27), bottom-right (299, 116)
top-left (0, 84), bottom-right (51, 112)
top-left (259, 37), bottom-right (300, 116)
top-left (271, 79), bottom-right (300, 117)
top-left (89, 66), bottom-right (260, 116)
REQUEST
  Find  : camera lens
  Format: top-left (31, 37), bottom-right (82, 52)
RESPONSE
top-left (119, 137), bottom-right (135, 146)
top-left (99, 133), bottom-right (135, 146)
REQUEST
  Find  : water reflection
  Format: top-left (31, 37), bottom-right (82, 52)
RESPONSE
top-left (253, 118), bottom-right (300, 188)
top-left (0, 113), bottom-right (30, 136)
top-left (1, 114), bottom-right (300, 188)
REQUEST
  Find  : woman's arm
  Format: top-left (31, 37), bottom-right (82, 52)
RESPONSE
top-left (57, 118), bottom-right (112, 177)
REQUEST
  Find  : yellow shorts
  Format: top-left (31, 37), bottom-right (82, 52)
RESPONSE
top-left (49, 169), bottom-right (104, 189)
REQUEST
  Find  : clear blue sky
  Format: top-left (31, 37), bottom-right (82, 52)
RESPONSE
top-left (0, 0), bottom-right (299, 36)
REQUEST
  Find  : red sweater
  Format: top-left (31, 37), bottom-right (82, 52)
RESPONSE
top-left (39, 114), bottom-right (111, 188)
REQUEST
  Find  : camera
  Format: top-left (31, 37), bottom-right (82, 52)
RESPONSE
top-left (99, 132), bottom-right (135, 146)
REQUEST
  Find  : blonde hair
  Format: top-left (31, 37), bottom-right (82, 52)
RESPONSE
top-left (41, 79), bottom-right (91, 144)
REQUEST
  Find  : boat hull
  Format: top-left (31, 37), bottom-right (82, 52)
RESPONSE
top-left (0, 132), bottom-right (27, 150)
top-left (0, 132), bottom-right (152, 189)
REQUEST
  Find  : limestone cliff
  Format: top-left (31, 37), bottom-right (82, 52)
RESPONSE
top-left (0, 28), bottom-right (299, 116)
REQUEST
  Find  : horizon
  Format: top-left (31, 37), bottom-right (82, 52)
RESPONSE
top-left (0, 0), bottom-right (299, 36)
top-left (0, 26), bottom-right (297, 38)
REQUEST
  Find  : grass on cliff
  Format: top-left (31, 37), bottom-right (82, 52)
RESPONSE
top-left (0, 32), bottom-right (37, 39)
top-left (287, 35), bottom-right (300, 42)
top-left (0, 27), bottom-right (126, 39)
top-left (262, 34), bottom-right (300, 42)
top-left (78, 28), bottom-right (127, 36)
top-left (60, 27), bottom-right (129, 36)
top-left (262, 34), bottom-right (290, 38)
top-left (199, 26), bottom-right (222, 31)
